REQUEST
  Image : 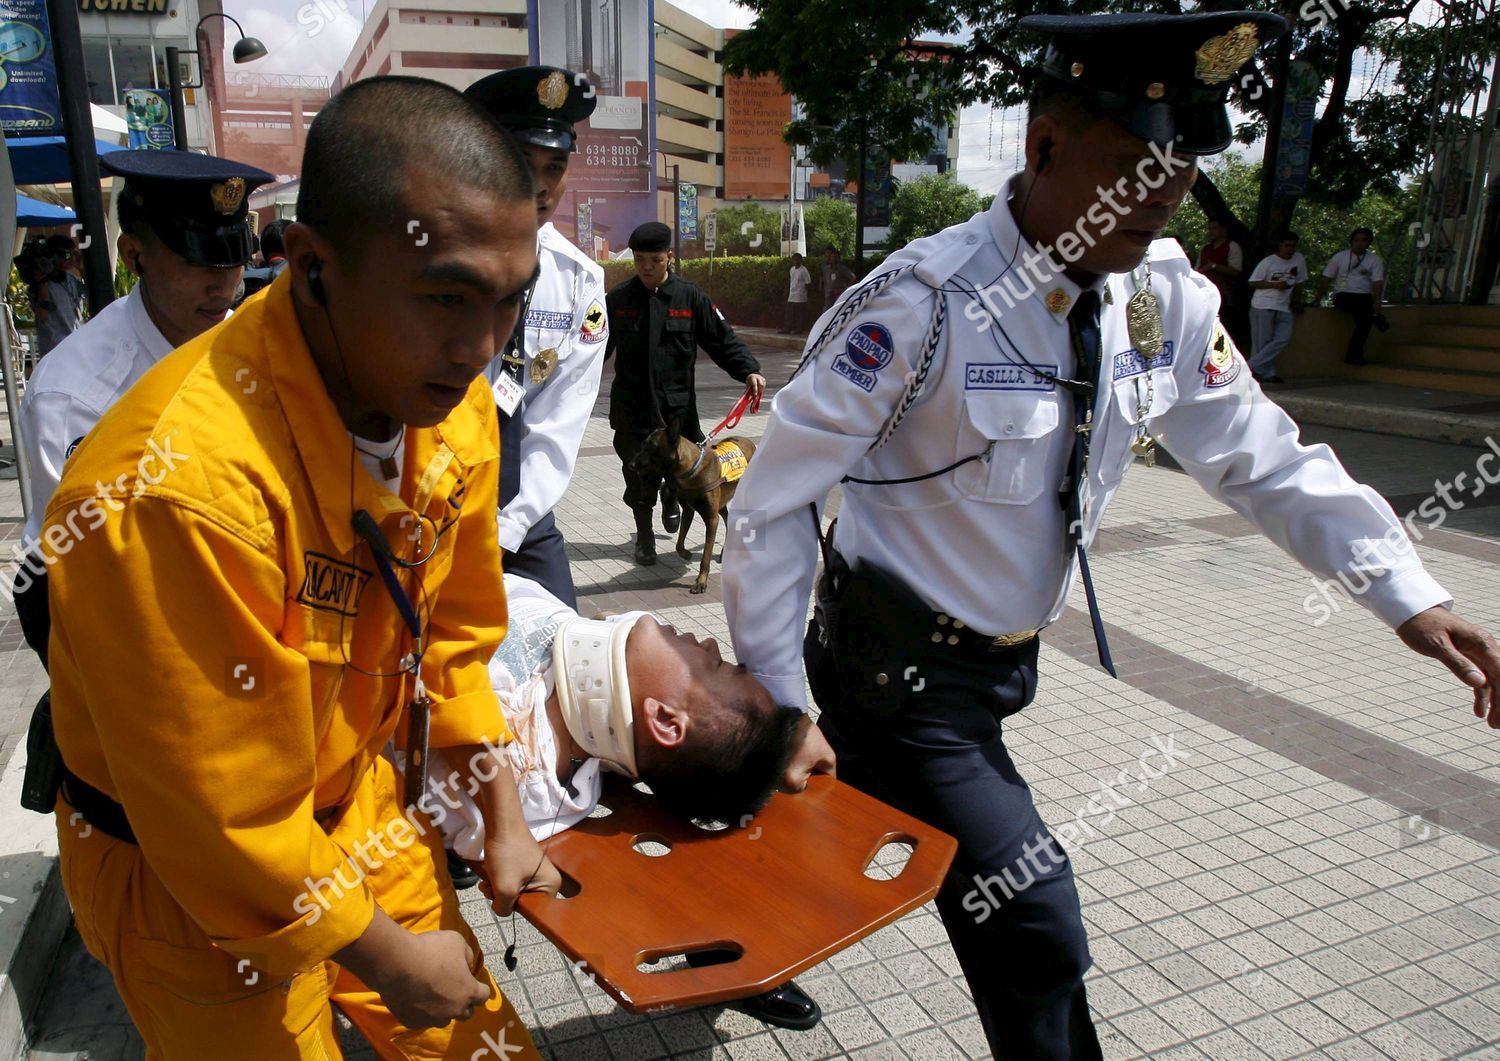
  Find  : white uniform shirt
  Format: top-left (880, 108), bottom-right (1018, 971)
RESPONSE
top-left (723, 181), bottom-right (1449, 710)
top-left (485, 221), bottom-right (608, 552)
top-left (1323, 249), bottom-right (1385, 296)
top-left (20, 283), bottom-right (181, 548)
top-left (430, 574), bottom-right (606, 851)
top-left (1249, 252), bottom-right (1308, 311)
top-left (788, 265), bottom-right (812, 303)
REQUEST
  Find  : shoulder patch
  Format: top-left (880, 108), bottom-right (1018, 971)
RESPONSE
top-left (1201, 323), bottom-right (1241, 388)
top-left (64, 435), bottom-right (85, 460)
top-left (831, 321), bottom-right (894, 393)
top-left (580, 301), bottom-right (608, 343)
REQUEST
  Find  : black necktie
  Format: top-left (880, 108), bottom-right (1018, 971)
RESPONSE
top-left (1062, 290), bottom-right (1117, 678)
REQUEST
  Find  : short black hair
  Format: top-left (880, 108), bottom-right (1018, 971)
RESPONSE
top-left (296, 76), bottom-right (533, 260)
top-left (1028, 81), bottom-right (1105, 131)
top-left (1277, 231), bottom-right (1300, 243)
top-left (259, 218), bottom-right (291, 259)
top-left (640, 699), bottom-right (803, 826)
top-left (1350, 227), bottom-right (1374, 241)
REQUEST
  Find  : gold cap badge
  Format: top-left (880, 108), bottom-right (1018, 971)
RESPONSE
top-left (1195, 23), bottom-right (1260, 85)
top-left (1146, 82), bottom-right (1166, 100)
top-left (210, 177), bottom-right (246, 216)
top-left (537, 71), bottom-right (569, 110)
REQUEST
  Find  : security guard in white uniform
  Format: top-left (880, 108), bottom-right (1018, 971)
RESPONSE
top-left (465, 66), bottom-right (609, 609)
top-left (14, 150), bottom-right (273, 666)
top-left (723, 13), bottom-right (1500, 1059)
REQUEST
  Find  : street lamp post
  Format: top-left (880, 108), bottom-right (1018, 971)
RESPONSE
top-left (165, 14), bottom-right (267, 151)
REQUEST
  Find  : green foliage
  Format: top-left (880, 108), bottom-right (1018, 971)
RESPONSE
top-left (7, 265), bottom-right (32, 325)
top-left (888, 173), bottom-right (987, 247)
top-left (725, 4), bottom-right (964, 178)
top-left (116, 256), bottom-right (138, 297)
top-left (600, 253), bottom-right (892, 331)
top-left (1170, 156), bottom-right (1420, 301)
top-left (803, 197), bottom-right (855, 260)
top-left (712, 203), bottom-right (783, 256)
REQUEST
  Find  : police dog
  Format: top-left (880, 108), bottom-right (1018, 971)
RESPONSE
top-left (631, 422), bottom-right (757, 594)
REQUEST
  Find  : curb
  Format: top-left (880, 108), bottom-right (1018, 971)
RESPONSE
top-left (735, 328), bottom-right (809, 353)
top-left (1275, 392), bottom-right (1500, 448)
top-left (0, 741), bottom-right (67, 1061)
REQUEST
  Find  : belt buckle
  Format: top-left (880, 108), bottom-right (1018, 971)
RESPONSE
top-left (990, 629), bottom-right (1037, 650)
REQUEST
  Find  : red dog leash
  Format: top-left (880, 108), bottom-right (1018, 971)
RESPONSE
top-left (706, 386), bottom-right (762, 443)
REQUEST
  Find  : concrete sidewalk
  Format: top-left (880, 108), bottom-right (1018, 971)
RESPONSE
top-left (11, 342), bottom-right (1500, 1059)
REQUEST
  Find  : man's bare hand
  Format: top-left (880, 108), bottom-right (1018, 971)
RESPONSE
top-left (782, 713), bottom-right (836, 792)
top-left (479, 829), bottom-right (563, 916)
top-left (1397, 605), bottom-right (1500, 728)
top-left (745, 374), bottom-right (767, 402)
top-left (334, 913), bottom-right (490, 1031)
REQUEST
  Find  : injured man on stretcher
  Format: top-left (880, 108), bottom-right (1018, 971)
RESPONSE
top-left (429, 572), bottom-right (804, 851)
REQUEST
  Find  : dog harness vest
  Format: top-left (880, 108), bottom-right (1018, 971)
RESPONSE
top-left (714, 440), bottom-right (750, 484)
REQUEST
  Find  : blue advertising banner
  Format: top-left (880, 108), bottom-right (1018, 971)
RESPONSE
top-left (1272, 61), bottom-right (1317, 199)
top-left (0, 0), bottom-right (62, 137)
top-left (530, 0), bottom-right (656, 254)
top-left (125, 89), bottom-right (175, 149)
top-left (677, 182), bottom-right (697, 240)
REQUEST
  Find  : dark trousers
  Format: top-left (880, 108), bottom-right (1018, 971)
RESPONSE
top-left (782, 301), bottom-right (811, 333)
top-left (1332, 292), bottom-right (1376, 361)
top-left (807, 629), bottom-right (1101, 1060)
top-left (14, 564), bottom-right (49, 670)
top-left (502, 511), bottom-right (576, 609)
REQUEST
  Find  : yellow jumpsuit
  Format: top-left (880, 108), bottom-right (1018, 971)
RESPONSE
top-left (45, 273), bottom-right (540, 1060)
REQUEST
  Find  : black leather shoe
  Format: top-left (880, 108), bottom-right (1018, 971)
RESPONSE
top-left (729, 980), bottom-right (821, 1031)
top-left (634, 533), bottom-right (657, 566)
top-left (661, 498), bottom-right (680, 533)
top-left (446, 849), bottom-right (479, 891)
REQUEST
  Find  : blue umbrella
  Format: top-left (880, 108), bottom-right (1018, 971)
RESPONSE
top-left (16, 192), bottom-right (76, 227)
top-left (7, 136), bottom-right (126, 186)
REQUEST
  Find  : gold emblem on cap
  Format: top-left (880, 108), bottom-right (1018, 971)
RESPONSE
top-left (1070, 61), bottom-right (1085, 78)
top-left (1045, 288), bottom-right (1071, 314)
top-left (531, 347), bottom-right (558, 384)
top-left (210, 177), bottom-right (246, 216)
top-left (537, 71), bottom-right (569, 110)
top-left (1146, 81), bottom-right (1166, 100)
top-left (1195, 22), bottom-right (1260, 85)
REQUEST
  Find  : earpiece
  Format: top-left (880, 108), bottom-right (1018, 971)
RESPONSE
top-left (308, 260), bottom-right (327, 306)
top-left (1036, 138), bottom-right (1054, 175)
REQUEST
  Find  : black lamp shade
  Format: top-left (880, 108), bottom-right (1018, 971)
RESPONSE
top-left (232, 37), bottom-right (267, 64)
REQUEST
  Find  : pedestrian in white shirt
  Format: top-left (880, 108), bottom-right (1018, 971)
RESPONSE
top-left (781, 252), bottom-right (812, 334)
top-left (1247, 232), bottom-right (1307, 383)
top-left (1316, 226), bottom-right (1386, 365)
top-left (721, 12), bottom-right (1500, 1058)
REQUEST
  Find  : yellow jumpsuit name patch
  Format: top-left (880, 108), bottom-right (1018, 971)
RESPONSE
top-left (714, 441), bottom-right (749, 483)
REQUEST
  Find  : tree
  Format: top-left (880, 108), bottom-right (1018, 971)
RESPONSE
top-left (729, 0), bottom-right (1497, 260)
top-left (724, 3), bottom-right (965, 266)
top-left (1169, 154), bottom-right (1420, 298)
top-left (888, 172), bottom-right (989, 247)
top-left (803, 197), bottom-right (856, 260)
top-left (712, 203), bottom-right (784, 256)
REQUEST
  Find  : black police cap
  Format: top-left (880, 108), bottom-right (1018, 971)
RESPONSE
top-left (465, 65), bottom-right (599, 152)
top-left (102, 150), bottom-right (274, 268)
top-left (1018, 11), bottom-right (1286, 156)
top-left (628, 222), bottom-right (673, 253)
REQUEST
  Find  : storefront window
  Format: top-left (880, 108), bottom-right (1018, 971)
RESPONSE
top-left (82, 37), bottom-right (114, 104)
top-left (111, 36), bottom-right (157, 98)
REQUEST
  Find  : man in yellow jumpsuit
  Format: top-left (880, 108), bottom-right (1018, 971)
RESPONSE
top-left (44, 76), bottom-right (557, 1058)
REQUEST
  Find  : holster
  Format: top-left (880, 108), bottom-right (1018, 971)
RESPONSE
top-left (805, 550), bottom-right (932, 719)
top-left (20, 691), bottom-right (61, 814)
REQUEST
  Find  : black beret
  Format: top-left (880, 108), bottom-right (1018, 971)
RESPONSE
top-left (102, 150), bottom-right (274, 268)
top-left (628, 222), bottom-right (673, 253)
top-left (465, 65), bottom-right (599, 152)
top-left (1018, 11), bottom-right (1286, 155)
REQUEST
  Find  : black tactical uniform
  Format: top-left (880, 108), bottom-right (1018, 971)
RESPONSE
top-left (606, 222), bottom-right (759, 562)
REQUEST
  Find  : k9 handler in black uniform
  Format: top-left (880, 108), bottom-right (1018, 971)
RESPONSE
top-left (606, 222), bottom-right (765, 565)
